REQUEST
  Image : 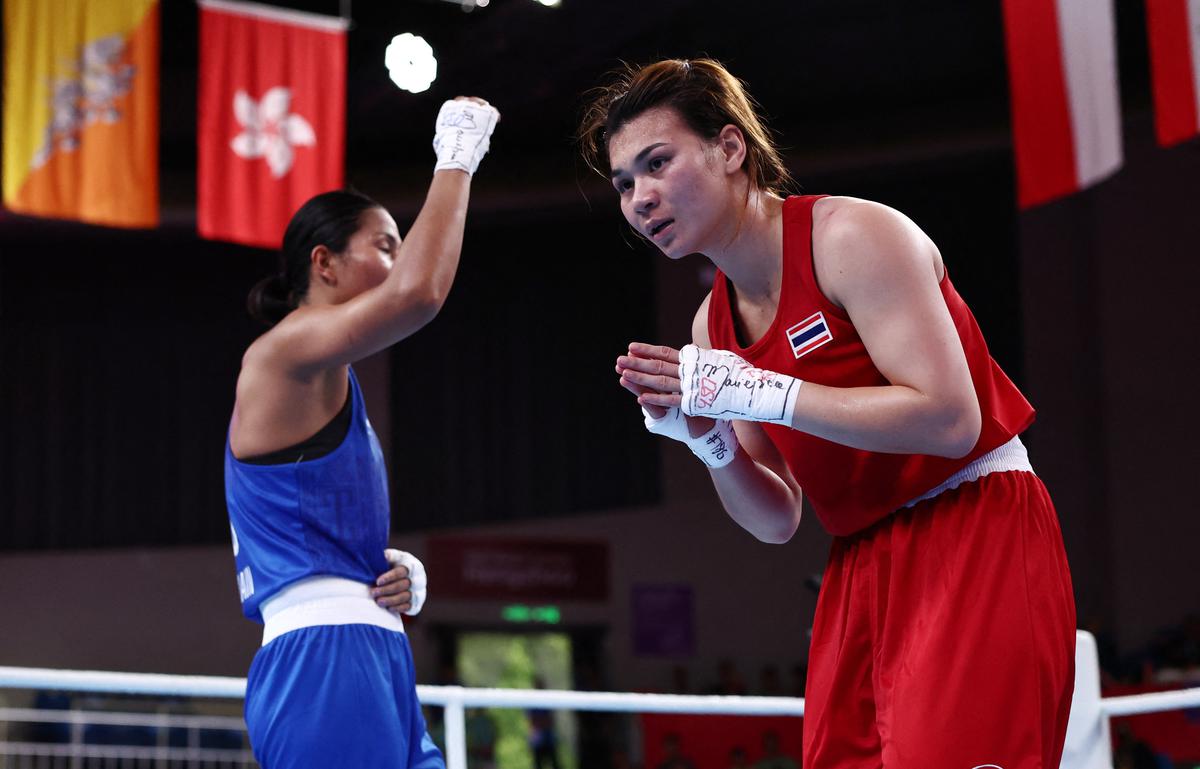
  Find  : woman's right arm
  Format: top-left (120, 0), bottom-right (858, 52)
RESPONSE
top-left (619, 297), bottom-right (804, 543)
top-left (269, 171), bottom-right (472, 373)
top-left (689, 302), bottom-right (804, 544)
top-left (262, 99), bottom-right (498, 375)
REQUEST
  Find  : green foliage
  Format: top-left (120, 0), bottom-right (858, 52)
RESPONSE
top-left (457, 632), bottom-right (578, 769)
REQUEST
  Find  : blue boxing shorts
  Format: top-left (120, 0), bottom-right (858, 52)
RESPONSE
top-left (245, 624), bottom-right (444, 769)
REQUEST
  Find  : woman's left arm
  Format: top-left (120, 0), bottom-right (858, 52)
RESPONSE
top-left (628, 200), bottom-right (982, 458)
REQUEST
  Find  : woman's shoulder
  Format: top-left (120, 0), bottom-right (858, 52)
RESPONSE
top-left (812, 197), bottom-right (933, 261)
top-left (808, 197), bottom-right (940, 307)
top-left (235, 322), bottom-right (301, 404)
top-left (239, 325), bottom-right (280, 376)
top-left (240, 308), bottom-right (320, 376)
top-left (812, 196), bottom-right (904, 239)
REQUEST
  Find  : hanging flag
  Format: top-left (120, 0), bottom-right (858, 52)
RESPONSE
top-left (197, 0), bottom-right (348, 249)
top-left (2, 0), bottom-right (159, 228)
top-left (1146, 0), bottom-right (1200, 147)
top-left (1001, 0), bottom-right (1123, 209)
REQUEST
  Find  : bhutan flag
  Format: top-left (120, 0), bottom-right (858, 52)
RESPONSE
top-left (2, 0), bottom-right (159, 228)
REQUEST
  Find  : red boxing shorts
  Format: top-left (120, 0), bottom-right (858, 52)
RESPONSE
top-left (803, 470), bottom-right (1076, 769)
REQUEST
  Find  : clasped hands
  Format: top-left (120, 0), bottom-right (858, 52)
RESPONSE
top-left (618, 343), bottom-right (801, 423)
top-left (616, 342), bottom-right (802, 469)
top-left (616, 342), bottom-right (707, 420)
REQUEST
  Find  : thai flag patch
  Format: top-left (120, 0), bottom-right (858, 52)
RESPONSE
top-left (785, 311), bottom-right (833, 359)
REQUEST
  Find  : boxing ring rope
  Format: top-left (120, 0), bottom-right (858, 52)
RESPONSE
top-left (2, 636), bottom-right (1198, 769)
top-left (1096, 687), bottom-right (1200, 717)
top-left (1, 668), bottom-right (1192, 719)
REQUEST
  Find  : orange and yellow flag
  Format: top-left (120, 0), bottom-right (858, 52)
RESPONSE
top-left (2, 0), bottom-right (159, 227)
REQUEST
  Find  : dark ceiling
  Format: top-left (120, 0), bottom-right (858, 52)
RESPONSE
top-left (148, 0), bottom-right (1154, 217)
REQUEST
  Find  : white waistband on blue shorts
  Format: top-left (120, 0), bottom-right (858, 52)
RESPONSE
top-left (259, 576), bottom-right (404, 647)
top-left (902, 434), bottom-right (1033, 509)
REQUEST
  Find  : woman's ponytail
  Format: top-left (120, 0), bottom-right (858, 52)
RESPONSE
top-left (246, 273), bottom-right (293, 327)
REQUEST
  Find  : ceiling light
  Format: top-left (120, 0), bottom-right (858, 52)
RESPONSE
top-left (385, 33), bottom-right (437, 94)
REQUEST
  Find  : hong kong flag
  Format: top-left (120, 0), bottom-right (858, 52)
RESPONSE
top-left (1145, 0), bottom-right (1200, 147)
top-left (197, 0), bottom-right (347, 248)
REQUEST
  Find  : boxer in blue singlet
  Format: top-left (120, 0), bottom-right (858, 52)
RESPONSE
top-left (225, 97), bottom-right (499, 768)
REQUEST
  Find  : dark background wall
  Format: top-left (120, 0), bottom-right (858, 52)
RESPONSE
top-left (1018, 112), bottom-right (1200, 652)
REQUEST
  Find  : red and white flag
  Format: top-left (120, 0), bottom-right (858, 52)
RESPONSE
top-left (1146, 0), bottom-right (1200, 147)
top-left (1001, 0), bottom-right (1123, 209)
top-left (197, 0), bottom-right (347, 248)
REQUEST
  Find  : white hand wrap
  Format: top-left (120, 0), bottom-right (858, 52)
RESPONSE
top-left (642, 406), bottom-right (740, 469)
top-left (678, 344), bottom-right (801, 426)
top-left (384, 548), bottom-right (428, 616)
top-left (432, 100), bottom-right (499, 176)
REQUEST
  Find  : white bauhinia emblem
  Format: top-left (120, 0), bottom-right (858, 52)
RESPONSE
top-left (230, 87), bottom-right (316, 178)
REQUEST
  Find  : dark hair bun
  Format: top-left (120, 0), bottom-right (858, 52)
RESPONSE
top-left (246, 273), bottom-right (292, 327)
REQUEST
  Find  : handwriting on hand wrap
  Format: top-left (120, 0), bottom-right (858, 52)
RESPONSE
top-left (700, 363), bottom-right (786, 394)
top-left (705, 431), bottom-right (730, 461)
top-left (441, 111), bottom-right (478, 129)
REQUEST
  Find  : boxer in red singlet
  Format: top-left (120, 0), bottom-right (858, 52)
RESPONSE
top-left (580, 59), bottom-right (1075, 769)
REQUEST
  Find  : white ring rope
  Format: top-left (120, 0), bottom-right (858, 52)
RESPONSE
top-left (0, 666), bottom-right (802, 716)
top-left (0, 742), bottom-right (251, 762)
top-left (1099, 686), bottom-right (1200, 717)
top-left (2, 665), bottom-right (1197, 718)
top-left (5, 663), bottom-right (1198, 769)
top-left (0, 707), bottom-right (247, 730)
top-left (416, 686), bottom-right (805, 716)
top-left (0, 666), bottom-right (246, 699)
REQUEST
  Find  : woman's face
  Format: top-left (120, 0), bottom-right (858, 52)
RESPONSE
top-left (607, 106), bottom-right (740, 259)
top-left (333, 207), bottom-right (401, 299)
